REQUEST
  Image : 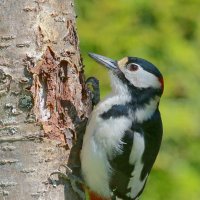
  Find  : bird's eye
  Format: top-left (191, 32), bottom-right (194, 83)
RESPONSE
top-left (127, 63), bottom-right (139, 71)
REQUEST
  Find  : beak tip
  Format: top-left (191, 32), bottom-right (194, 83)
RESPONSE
top-left (87, 52), bottom-right (118, 71)
top-left (88, 52), bottom-right (96, 59)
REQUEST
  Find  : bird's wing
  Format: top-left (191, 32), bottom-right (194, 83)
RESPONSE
top-left (110, 111), bottom-right (163, 200)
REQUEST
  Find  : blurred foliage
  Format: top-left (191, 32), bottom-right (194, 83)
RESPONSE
top-left (75, 0), bottom-right (200, 199)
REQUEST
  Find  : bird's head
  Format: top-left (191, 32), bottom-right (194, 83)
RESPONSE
top-left (89, 53), bottom-right (164, 99)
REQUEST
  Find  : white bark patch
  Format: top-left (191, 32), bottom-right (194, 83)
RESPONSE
top-left (38, 83), bottom-right (50, 121)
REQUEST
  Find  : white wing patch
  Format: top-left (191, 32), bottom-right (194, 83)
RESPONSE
top-left (127, 132), bottom-right (148, 199)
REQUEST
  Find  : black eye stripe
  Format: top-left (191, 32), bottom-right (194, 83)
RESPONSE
top-left (127, 63), bottom-right (139, 71)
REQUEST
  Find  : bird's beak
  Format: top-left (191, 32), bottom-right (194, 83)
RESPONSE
top-left (88, 53), bottom-right (118, 71)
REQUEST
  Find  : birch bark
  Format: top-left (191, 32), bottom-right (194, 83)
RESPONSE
top-left (0, 0), bottom-right (91, 199)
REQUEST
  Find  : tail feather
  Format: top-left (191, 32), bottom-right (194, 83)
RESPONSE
top-left (85, 188), bottom-right (111, 200)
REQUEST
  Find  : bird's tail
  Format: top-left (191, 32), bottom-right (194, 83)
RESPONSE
top-left (85, 187), bottom-right (111, 200)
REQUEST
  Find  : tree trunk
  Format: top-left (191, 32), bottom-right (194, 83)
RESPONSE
top-left (0, 0), bottom-right (91, 199)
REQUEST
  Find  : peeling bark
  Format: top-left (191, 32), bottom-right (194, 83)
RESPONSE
top-left (0, 0), bottom-right (91, 199)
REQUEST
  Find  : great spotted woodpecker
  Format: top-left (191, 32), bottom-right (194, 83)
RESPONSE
top-left (81, 53), bottom-right (164, 200)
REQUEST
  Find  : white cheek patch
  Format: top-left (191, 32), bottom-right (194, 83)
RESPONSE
top-left (123, 66), bottom-right (161, 89)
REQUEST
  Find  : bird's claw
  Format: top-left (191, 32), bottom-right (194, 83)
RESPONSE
top-left (86, 77), bottom-right (100, 106)
top-left (50, 165), bottom-right (85, 199)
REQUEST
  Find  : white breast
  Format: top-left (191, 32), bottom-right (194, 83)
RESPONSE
top-left (81, 114), bottom-right (132, 197)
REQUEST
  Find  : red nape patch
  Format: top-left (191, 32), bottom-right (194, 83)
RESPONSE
top-left (159, 77), bottom-right (164, 92)
top-left (89, 191), bottom-right (111, 200)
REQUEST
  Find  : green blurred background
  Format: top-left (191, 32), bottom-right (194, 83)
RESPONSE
top-left (75, 0), bottom-right (200, 199)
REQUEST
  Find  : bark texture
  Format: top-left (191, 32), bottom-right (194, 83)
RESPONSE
top-left (0, 0), bottom-right (91, 199)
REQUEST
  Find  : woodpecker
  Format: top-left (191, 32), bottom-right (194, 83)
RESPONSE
top-left (81, 53), bottom-right (164, 200)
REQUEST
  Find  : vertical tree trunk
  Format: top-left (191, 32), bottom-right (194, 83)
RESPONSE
top-left (0, 0), bottom-right (91, 199)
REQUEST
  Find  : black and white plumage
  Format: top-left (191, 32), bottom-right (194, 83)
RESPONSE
top-left (81, 53), bottom-right (164, 200)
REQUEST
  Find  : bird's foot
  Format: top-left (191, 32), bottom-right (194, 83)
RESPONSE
top-left (50, 164), bottom-right (85, 199)
top-left (86, 77), bottom-right (100, 106)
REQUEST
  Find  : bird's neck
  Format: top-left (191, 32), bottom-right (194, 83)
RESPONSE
top-left (110, 72), bottom-right (161, 106)
top-left (129, 87), bottom-right (160, 107)
top-left (111, 78), bottom-right (159, 106)
top-left (109, 73), bottom-right (161, 122)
